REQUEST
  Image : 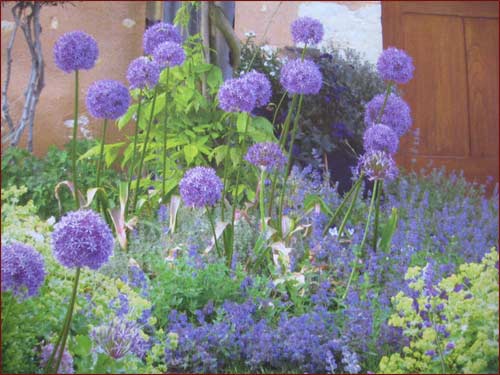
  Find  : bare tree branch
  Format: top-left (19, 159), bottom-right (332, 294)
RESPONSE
top-left (209, 2), bottom-right (241, 71)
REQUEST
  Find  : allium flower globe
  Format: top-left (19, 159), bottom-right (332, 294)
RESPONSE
top-left (126, 56), bottom-right (161, 89)
top-left (153, 41), bottom-right (186, 68)
top-left (86, 80), bottom-right (131, 120)
top-left (218, 78), bottom-right (256, 113)
top-left (242, 71), bottom-right (272, 108)
top-left (280, 59), bottom-right (322, 95)
top-left (91, 318), bottom-right (146, 359)
top-left (51, 209), bottom-right (114, 270)
top-left (143, 22), bottom-right (182, 55)
top-left (1, 242), bottom-right (45, 299)
top-left (377, 47), bottom-right (415, 84)
top-left (53, 31), bottom-right (99, 73)
top-left (364, 93), bottom-right (412, 137)
top-left (358, 150), bottom-right (398, 181)
top-left (40, 343), bottom-right (74, 374)
top-left (363, 124), bottom-right (399, 154)
top-left (245, 142), bottom-right (286, 170)
top-left (291, 17), bottom-right (324, 45)
top-left (179, 167), bottom-right (223, 208)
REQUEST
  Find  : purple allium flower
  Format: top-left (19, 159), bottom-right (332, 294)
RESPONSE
top-left (245, 142), bottom-right (286, 171)
top-left (446, 342), bottom-right (455, 351)
top-left (364, 93), bottom-right (412, 137)
top-left (86, 80), bottom-right (131, 120)
top-left (377, 47), bottom-right (415, 84)
top-left (357, 150), bottom-right (398, 181)
top-left (179, 167), bottom-right (223, 208)
top-left (53, 31), bottom-right (98, 73)
top-left (1, 241), bottom-right (45, 299)
top-left (291, 17), bottom-right (324, 45)
top-left (242, 70), bottom-right (272, 107)
top-left (425, 349), bottom-right (436, 357)
top-left (153, 41), bottom-right (185, 68)
top-left (280, 59), bottom-right (322, 95)
top-left (51, 209), bottom-right (114, 270)
top-left (91, 317), bottom-right (146, 359)
top-left (143, 22), bottom-right (182, 55)
top-left (363, 124), bottom-right (399, 154)
top-left (218, 78), bottom-right (256, 112)
top-left (40, 343), bottom-right (74, 374)
top-left (126, 56), bottom-right (161, 89)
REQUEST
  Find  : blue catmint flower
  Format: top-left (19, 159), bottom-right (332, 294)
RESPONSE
top-left (143, 22), bottom-right (182, 55)
top-left (1, 241), bottom-right (45, 299)
top-left (179, 167), bottom-right (223, 208)
top-left (218, 78), bottom-right (256, 112)
top-left (40, 343), bottom-right (74, 374)
top-left (153, 41), bottom-right (185, 68)
top-left (363, 123), bottom-right (399, 154)
top-left (377, 47), bottom-right (415, 84)
top-left (446, 342), bottom-right (455, 350)
top-left (245, 142), bottom-right (286, 171)
top-left (280, 59), bottom-right (322, 94)
top-left (425, 349), bottom-right (436, 357)
top-left (126, 56), bottom-right (161, 89)
top-left (53, 31), bottom-right (98, 73)
top-left (242, 70), bottom-right (272, 107)
top-left (291, 17), bottom-right (324, 45)
top-left (364, 93), bottom-right (412, 137)
top-left (357, 150), bottom-right (398, 181)
top-left (91, 317), bottom-right (146, 359)
top-left (51, 209), bottom-right (114, 270)
top-left (86, 80), bottom-right (131, 119)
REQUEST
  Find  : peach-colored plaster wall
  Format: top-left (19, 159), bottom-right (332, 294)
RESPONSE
top-left (1, 1), bottom-right (146, 157)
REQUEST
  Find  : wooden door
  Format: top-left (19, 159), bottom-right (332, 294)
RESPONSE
top-left (382, 1), bottom-right (499, 184)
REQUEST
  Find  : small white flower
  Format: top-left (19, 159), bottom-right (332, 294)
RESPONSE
top-left (244, 31), bottom-right (256, 37)
top-left (47, 216), bottom-right (56, 226)
top-left (328, 227), bottom-right (339, 237)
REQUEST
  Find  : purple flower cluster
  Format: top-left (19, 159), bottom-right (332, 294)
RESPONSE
top-left (165, 300), bottom-right (361, 373)
top-left (364, 93), bottom-right (412, 137)
top-left (377, 47), bottom-right (415, 84)
top-left (245, 142), bottom-right (286, 171)
top-left (53, 31), bottom-right (99, 73)
top-left (280, 59), bottom-right (323, 95)
top-left (218, 77), bottom-right (256, 113)
top-left (357, 150), bottom-right (398, 181)
top-left (86, 80), bottom-right (131, 119)
top-left (242, 70), bottom-right (272, 108)
top-left (51, 209), bottom-right (114, 270)
top-left (363, 123), bottom-right (399, 154)
top-left (153, 41), bottom-right (185, 68)
top-left (90, 317), bottom-right (147, 359)
top-left (40, 343), bottom-right (74, 374)
top-left (126, 56), bottom-right (161, 89)
top-left (291, 16), bottom-right (324, 45)
top-left (1, 242), bottom-right (45, 299)
top-left (143, 22), bottom-right (182, 55)
top-left (179, 167), bottom-right (223, 208)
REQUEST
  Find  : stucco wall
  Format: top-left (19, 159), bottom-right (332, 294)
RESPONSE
top-left (1, 1), bottom-right (145, 157)
top-left (235, 1), bottom-right (382, 64)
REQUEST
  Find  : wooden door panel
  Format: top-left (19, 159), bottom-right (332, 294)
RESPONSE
top-left (465, 18), bottom-right (499, 157)
top-left (402, 13), bottom-right (470, 156)
top-left (382, 1), bottom-right (499, 184)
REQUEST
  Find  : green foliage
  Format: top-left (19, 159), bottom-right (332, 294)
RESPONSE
top-left (379, 248), bottom-right (499, 374)
top-left (1, 140), bottom-right (120, 219)
top-left (1, 186), bottom-right (152, 374)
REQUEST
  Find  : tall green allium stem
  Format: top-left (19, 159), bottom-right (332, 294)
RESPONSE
top-left (375, 82), bottom-right (393, 124)
top-left (336, 174), bottom-right (363, 239)
top-left (220, 123), bottom-right (235, 221)
top-left (1, 293), bottom-right (14, 332)
top-left (71, 70), bottom-right (80, 209)
top-left (259, 168), bottom-right (267, 231)
top-left (161, 69), bottom-right (171, 201)
top-left (95, 119), bottom-right (108, 188)
top-left (132, 86), bottom-right (159, 213)
top-left (277, 94), bottom-right (304, 233)
top-left (207, 207), bottom-right (221, 257)
top-left (229, 114), bottom-right (251, 266)
top-left (44, 267), bottom-right (81, 374)
top-left (372, 183), bottom-right (382, 252)
top-left (125, 89), bottom-right (144, 215)
top-left (323, 174), bottom-right (364, 236)
top-left (342, 180), bottom-right (378, 300)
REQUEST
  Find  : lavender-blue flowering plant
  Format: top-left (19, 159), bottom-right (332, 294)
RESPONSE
top-left (363, 124), bottom-right (399, 154)
top-left (218, 77), bottom-right (256, 113)
top-left (143, 22), bottom-right (182, 55)
top-left (53, 31), bottom-right (98, 73)
top-left (377, 47), bottom-right (415, 84)
top-left (126, 56), bottom-right (161, 90)
top-left (86, 80), bottom-right (131, 120)
top-left (179, 167), bottom-right (223, 209)
top-left (153, 41), bottom-right (186, 68)
top-left (291, 16), bottom-right (324, 45)
top-left (364, 93), bottom-right (412, 137)
top-left (280, 59), bottom-right (323, 95)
